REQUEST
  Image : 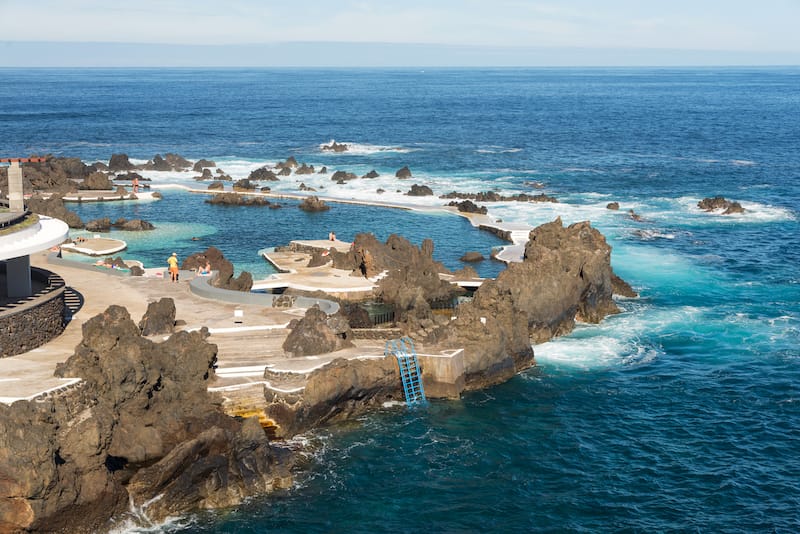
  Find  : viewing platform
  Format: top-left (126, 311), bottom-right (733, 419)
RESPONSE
top-left (60, 236), bottom-right (127, 256)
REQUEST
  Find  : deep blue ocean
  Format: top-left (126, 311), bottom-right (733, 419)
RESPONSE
top-left (2, 68), bottom-right (799, 532)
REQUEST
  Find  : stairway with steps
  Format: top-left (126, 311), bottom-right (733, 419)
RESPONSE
top-left (385, 337), bottom-right (427, 407)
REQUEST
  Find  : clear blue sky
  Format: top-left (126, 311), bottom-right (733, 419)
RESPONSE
top-left (1, 0), bottom-right (798, 66)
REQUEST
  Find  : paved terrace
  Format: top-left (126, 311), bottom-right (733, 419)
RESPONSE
top-left (0, 249), bottom-right (438, 411)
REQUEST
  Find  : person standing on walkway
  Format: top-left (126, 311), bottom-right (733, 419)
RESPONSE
top-left (132, 176), bottom-right (139, 194)
top-left (167, 252), bottom-right (179, 282)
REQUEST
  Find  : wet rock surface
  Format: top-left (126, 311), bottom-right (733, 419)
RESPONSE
top-left (698, 196), bottom-right (745, 214)
top-left (298, 196), bottom-right (330, 212)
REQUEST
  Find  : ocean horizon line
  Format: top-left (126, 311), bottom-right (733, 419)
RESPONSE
top-left (2, 40), bottom-right (798, 68)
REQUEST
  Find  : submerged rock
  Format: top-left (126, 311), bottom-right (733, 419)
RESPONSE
top-left (321, 140), bottom-right (349, 152)
top-left (460, 251), bottom-right (485, 262)
top-left (298, 196), bottom-right (330, 212)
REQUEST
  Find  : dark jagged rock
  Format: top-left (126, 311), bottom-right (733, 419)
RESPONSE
top-left (182, 246), bottom-right (253, 292)
top-left (606, 202), bottom-right (620, 210)
top-left (341, 302), bottom-right (372, 329)
top-left (93, 161), bottom-right (109, 171)
top-left (362, 170), bottom-right (379, 179)
top-left (395, 165), bottom-right (412, 179)
top-left (329, 233), bottom-right (458, 333)
top-left (407, 184), bottom-right (433, 196)
top-left (318, 166), bottom-right (328, 174)
top-left (698, 196), bottom-right (745, 214)
top-left (193, 159), bottom-right (216, 172)
top-left (86, 217), bottom-right (155, 232)
top-left (295, 163), bottom-right (315, 175)
top-left (266, 356), bottom-right (401, 438)
top-left (441, 190), bottom-right (558, 203)
top-left (164, 153), bottom-right (192, 170)
top-left (150, 154), bottom-right (172, 171)
top-left (0, 305), bottom-right (293, 532)
top-left (298, 196), bottom-right (330, 212)
top-left (306, 248), bottom-right (332, 267)
top-left (206, 193), bottom-right (270, 206)
top-left (321, 140), bottom-right (349, 152)
top-left (276, 156), bottom-right (299, 169)
top-left (260, 186), bottom-right (271, 192)
top-left (108, 153), bottom-right (135, 172)
top-left (428, 218), bottom-right (634, 389)
top-left (81, 171), bottom-right (114, 190)
top-left (233, 178), bottom-right (257, 191)
top-left (193, 168), bottom-right (213, 181)
top-left (460, 251), bottom-right (485, 262)
top-left (248, 167), bottom-right (279, 182)
top-left (85, 217), bottom-right (112, 232)
top-left (611, 273), bottom-right (638, 298)
top-left (448, 199), bottom-right (488, 215)
top-left (277, 167), bottom-right (292, 176)
top-left (376, 188), bottom-right (385, 194)
top-left (114, 218), bottom-right (155, 231)
top-left (26, 194), bottom-right (84, 228)
top-left (628, 209), bottom-right (644, 222)
top-left (207, 181), bottom-right (224, 190)
top-left (0, 156), bottom-right (92, 194)
top-left (299, 182), bottom-right (317, 192)
top-left (130, 265), bottom-right (145, 276)
top-left (138, 297), bottom-right (176, 336)
top-left (331, 170), bottom-right (358, 182)
top-left (282, 305), bottom-right (354, 357)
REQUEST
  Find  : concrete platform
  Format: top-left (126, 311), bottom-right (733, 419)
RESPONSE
top-left (60, 237), bottom-right (127, 256)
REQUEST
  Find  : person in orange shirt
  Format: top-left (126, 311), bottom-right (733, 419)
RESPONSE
top-left (167, 252), bottom-right (179, 282)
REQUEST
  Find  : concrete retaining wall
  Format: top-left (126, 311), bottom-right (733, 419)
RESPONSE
top-left (0, 266), bottom-right (66, 358)
top-left (189, 274), bottom-right (340, 315)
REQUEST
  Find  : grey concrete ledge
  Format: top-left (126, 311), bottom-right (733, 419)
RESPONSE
top-left (189, 274), bottom-right (340, 315)
top-left (47, 251), bottom-right (132, 277)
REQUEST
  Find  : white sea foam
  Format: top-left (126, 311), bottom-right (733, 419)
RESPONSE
top-left (475, 146), bottom-right (523, 154)
top-left (534, 305), bottom-right (705, 370)
top-left (673, 196), bottom-right (796, 224)
top-left (731, 159), bottom-right (757, 166)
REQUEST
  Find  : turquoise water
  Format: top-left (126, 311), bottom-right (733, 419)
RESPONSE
top-left (2, 68), bottom-right (799, 531)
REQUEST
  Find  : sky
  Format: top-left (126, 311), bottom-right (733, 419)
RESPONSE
top-left (1, 0), bottom-right (799, 66)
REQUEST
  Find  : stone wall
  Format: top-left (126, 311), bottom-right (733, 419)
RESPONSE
top-left (0, 292), bottom-right (65, 357)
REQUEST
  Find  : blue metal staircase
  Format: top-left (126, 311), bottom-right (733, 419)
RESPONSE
top-left (385, 337), bottom-right (427, 407)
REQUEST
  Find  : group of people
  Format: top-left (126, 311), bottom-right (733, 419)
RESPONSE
top-left (166, 252), bottom-right (211, 282)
